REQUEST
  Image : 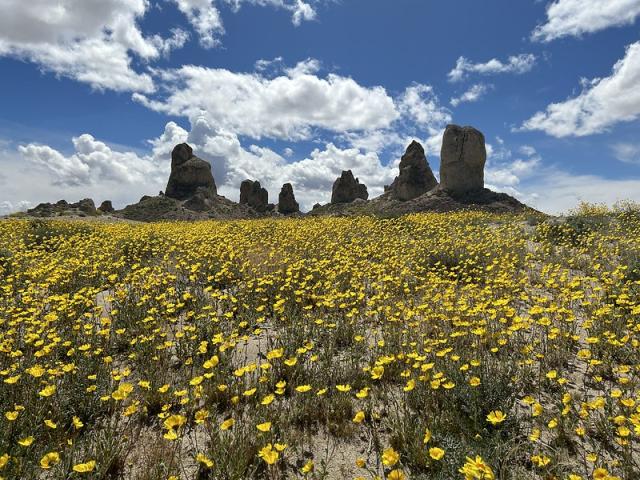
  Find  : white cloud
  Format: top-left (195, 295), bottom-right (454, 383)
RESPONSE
top-left (612, 142), bottom-right (640, 164)
top-left (520, 170), bottom-right (640, 214)
top-left (450, 83), bottom-right (492, 107)
top-left (397, 84), bottom-right (452, 133)
top-left (0, 0), bottom-right (324, 92)
top-left (285, 57), bottom-right (321, 77)
top-left (484, 142), bottom-right (540, 193)
top-left (134, 64), bottom-right (399, 140)
top-left (521, 42), bottom-right (640, 137)
top-left (224, 0), bottom-right (317, 26)
top-left (532, 0), bottom-right (640, 42)
top-left (448, 54), bottom-right (536, 82)
top-left (19, 134), bottom-right (168, 187)
top-left (0, 0), bottom-right (189, 92)
top-left (171, 0), bottom-right (224, 48)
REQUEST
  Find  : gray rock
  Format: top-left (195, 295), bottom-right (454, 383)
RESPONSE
top-left (439, 125), bottom-right (486, 196)
top-left (389, 141), bottom-right (438, 201)
top-left (183, 187), bottom-right (217, 212)
top-left (240, 180), bottom-right (269, 212)
top-left (165, 143), bottom-right (217, 200)
top-left (278, 183), bottom-right (299, 214)
top-left (99, 200), bottom-right (114, 213)
top-left (75, 198), bottom-right (97, 215)
top-left (331, 170), bottom-right (368, 204)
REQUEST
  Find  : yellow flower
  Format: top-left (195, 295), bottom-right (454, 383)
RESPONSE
top-left (38, 385), bottom-right (56, 397)
top-left (258, 444), bottom-right (279, 465)
top-left (423, 428), bottom-right (432, 444)
top-left (256, 422), bottom-right (272, 432)
top-left (387, 469), bottom-right (406, 480)
top-left (429, 447), bottom-right (445, 460)
top-left (195, 409), bottom-right (209, 424)
top-left (336, 384), bottom-right (351, 392)
top-left (261, 394), bottom-right (275, 405)
top-left (593, 468), bottom-right (609, 480)
top-left (220, 418), bottom-right (235, 430)
top-left (353, 411), bottom-right (365, 423)
top-left (72, 416), bottom-right (84, 429)
top-left (0, 453), bottom-right (9, 469)
top-left (163, 429), bottom-right (178, 441)
top-left (40, 451), bottom-right (61, 469)
top-left (18, 436), bottom-right (34, 447)
top-left (44, 419), bottom-right (57, 429)
top-left (356, 387), bottom-right (369, 399)
top-left (4, 411), bottom-right (18, 421)
top-left (72, 460), bottom-right (96, 473)
top-left (469, 377), bottom-right (481, 387)
top-left (371, 366), bottom-right (384, 380)
top-left (381, 447), bottom-right (400, 467)
top-left (301, 460), bottom-right (314, 474)
top-left (296, 385), bottom-right (312, 393)
top-left (111, 383), bottom-right (134, 400)
top-left (486, 410), bottom-right (506, 425)
top-left (530, 454), bottom-right (551, 467)
top-left (196, 453), bottom-right (214, 468)
top-left (459, 455), bottom-right (494, 480)
top-left (163, 414), bottom-right (187, 430)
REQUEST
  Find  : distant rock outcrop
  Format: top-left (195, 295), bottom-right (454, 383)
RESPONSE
top-left (27, 198), bottom-right (97, 217)
top-left (331, 170), bottom-right (368, 204)
top-left (278, 183), bottom-right (299, 214)
top-left (240, 180), bottom-right (269, 212)
top-left (439, 125), bottom-right (486, 196)
top-left (389, 141), bottom-right (438, 201)
top-left (99, 200), bottom-right (114, 213)
top-left (165, 143), bottom-right (217, 200)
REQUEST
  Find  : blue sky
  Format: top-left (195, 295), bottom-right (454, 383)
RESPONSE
top-left (1, 0), bottom-right (639, 213)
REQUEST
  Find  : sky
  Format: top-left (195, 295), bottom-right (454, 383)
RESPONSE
top-left (1, 0), bottom-right (640, 214)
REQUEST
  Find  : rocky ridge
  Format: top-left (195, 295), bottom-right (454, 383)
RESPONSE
top-left (14, 124), bottom-right (534, 222)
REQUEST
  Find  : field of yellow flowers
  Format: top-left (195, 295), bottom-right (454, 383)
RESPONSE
top-left (1, 205), bottom-right (639, 480)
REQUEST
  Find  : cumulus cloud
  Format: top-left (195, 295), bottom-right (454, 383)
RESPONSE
top-left (450, 83), bottom-right (492, 107)
top-left (171, 0), bottom-right (224, 48)
top-left (0, 0), bottom-right (190, 92)
top-left (134, 64), bottom-right (399, 140)
top-left (532, 0), bottom-right (640, 42)
top-left (397, 84), bottom-right (452, 133)
top-left (19, 133), bottom-right (168, 187)
top-left (448, 54), bottom-right (536, 82)
top-left (520, 42), bottom-right (640, 137)
top-left (0, 0), bottom-right (324, 91)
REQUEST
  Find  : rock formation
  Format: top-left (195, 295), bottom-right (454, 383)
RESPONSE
top-left (99, 200), bottom-right (114, 213)
top-left (27, 198), bottom-right (97, 217)
top-left (165, 143), bottom-right (217, 200)
top-left (331, 170), bottom-right (368, 204)
top-left (439, 125), bottom-right (486, 196)
top-left (389, 141), bottom-right (438, 201)
top-left (240, 180), bottom-right (269, 212)
top-left (278, 183), bottom-right (299, 214)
